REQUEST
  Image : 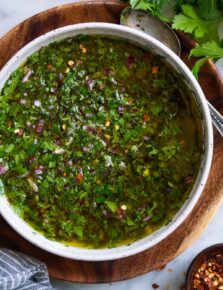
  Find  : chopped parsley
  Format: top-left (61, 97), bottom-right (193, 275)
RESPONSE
top-left (0, 36), bottom-right (202, 248)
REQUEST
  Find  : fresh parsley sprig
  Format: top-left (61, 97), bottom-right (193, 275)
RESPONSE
top-left (130, 0), bottom-right (166, 19)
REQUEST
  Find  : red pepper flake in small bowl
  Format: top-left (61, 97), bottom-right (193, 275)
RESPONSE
top-left (186, 244), bottom-right (223, 290)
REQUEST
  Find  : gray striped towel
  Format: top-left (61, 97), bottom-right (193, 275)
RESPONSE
top-left (0, 248), bottom-right (55, 290)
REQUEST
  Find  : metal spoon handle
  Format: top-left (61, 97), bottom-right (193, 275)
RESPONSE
top-left (208, 101), bottom-right (223, 137)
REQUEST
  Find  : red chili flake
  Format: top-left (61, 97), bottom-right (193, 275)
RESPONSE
top-left (76, 172), bottom-right (84, 184)
top-left (152, 283), bottom-right (159, 289)
top-left (130, 108), bottom-right (138, 113)
top-left (47, 64), bottom-right (53, 70)
top-left (143, 114), bottom-right (151, 122)
top-left (192, 253), bottom-right (223, 289)
top-left (152, 66), bottom-right (159, 74)
top-left (76, 60), bottom-right (83, 65)
top-left (79, 44), bottom-right (87, 53)
top-left (99, 83), bottom-right (105, 90)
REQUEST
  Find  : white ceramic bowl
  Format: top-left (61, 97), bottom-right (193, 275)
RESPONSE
top-left (0, 23), bottom-right (213, 261)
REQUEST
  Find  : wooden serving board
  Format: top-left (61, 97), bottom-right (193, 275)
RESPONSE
top-left (0, 0), bottom-right (223, 283)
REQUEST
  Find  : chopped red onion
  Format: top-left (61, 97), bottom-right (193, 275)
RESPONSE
top-left (58, 73), bottom-right (63, 80)
top-left (102, 210), bottom-right (112, 218)
top-left (143, 136), bottom-right (150, 141)
top-left (85, 113), bottom-right (93, 118)
top-left (104, 68), bottom-right (110, 76)
top-left (26, 121), bottom-right (32, 128)
top-left (0, 165), bottom-right (8, 175)
top-left (87, 79), bottom-right (95, 91)
top-left (127, 55), bottom-right (135, 66)
top-left (27, 156), bottom-right (36, 165)
top-left (68, 160), bottom-right (73, 166)
top-left (22, 69), bottom-right (33, 83)
top-left (19, 99), bottom-right (27, 105)
top-left (18, 172), bottom-right (30, 178)
top-left (35, 119), bottom-right (45, 134)
top-left (118, 106), bottom-right (124, 112)
top-left (35, 165), bottom-right (44, 175)
top-left (34, 100), bottom-right (41, 107)
top-left (142, 215), bottom-right (153, 222)
top-left (50, 87), bottom-right (57, 93)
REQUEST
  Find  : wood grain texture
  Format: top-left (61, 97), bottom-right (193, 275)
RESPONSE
top-left (0, 0), bottom-right (223, 283)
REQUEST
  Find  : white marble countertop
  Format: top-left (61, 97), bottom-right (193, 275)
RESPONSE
top-left (0, 1), bottom-right (223, 289)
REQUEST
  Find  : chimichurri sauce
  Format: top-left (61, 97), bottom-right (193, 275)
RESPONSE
top-left (0, 35), bottom-right (202, 248)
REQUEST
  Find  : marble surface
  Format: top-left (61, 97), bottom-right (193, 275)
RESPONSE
top-left (0, 1), bottom-right (223, 289)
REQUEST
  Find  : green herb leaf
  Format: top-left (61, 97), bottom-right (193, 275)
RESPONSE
top-left (5, 144), bottom-right (15, 153)
top-left (105, 201), bottom-right (118, 213)
top-left (73, 225), bottom-right (83, 238)
top-left (191, 56), bottom-right (209, 79)
top-left (28, 51), bottom-right (39, 64)
top-left (172, 5), bottom-right (209, 38)
top-left (197, 0), bottom-right (221, 21)
top-left (130, 0), bottom-right (167, 20)
top-left (3, 69), bottom-right (23, 97)
top-left (126, 217), bottom-right (134, 226)
top-left (190, 41), bottom-right (223, 59)
top-left (0, 180), bottom-right (4, 195)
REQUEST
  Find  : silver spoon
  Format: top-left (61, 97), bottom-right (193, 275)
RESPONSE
top-left (121, 7), bottom-right (181, 56)
top-left (121, 7), bottom-right (223, 137)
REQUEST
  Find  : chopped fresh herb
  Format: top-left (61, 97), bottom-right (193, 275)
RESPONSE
top-left (0, 36), bottom-right (202, 248)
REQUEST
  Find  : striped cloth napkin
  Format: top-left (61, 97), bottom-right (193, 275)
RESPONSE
top-left (0, 248), bottom-right (55, 290)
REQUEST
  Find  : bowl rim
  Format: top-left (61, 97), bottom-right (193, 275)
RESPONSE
top-left (0, 22), bottom-right (213, 261)
top-left (185, 243), bottom-right (223, 289)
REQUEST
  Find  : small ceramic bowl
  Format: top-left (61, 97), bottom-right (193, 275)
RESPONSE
top-left (0, 23), bottom-right (213, 261)
top-left (186, 244), bottom-right (223, 289)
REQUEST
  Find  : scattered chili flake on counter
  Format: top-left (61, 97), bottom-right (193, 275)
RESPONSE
top-left (193, 254), bottom-right (223, 289)
top-left (152, 283), bottom-right (160, 289)
top-left (0, 35), bottom-right (203, 248)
